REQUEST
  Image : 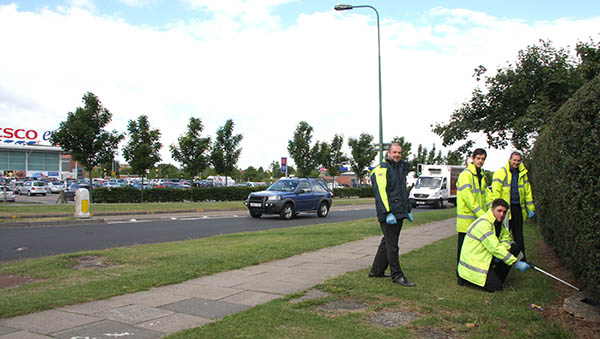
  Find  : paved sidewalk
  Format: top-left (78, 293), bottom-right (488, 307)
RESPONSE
top-left (0, 218), bottom-right (456, 338)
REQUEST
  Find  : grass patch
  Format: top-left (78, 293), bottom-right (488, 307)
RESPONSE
top-left (167, 222), bottom-right (572, 339)
top-left (0, 198), bottom-right (374, 218)
top-left (0, 207), bottom-right (450, 318)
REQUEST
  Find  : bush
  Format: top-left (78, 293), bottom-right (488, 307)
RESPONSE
top-left (531, 74), bottom-right (600, 299)
top-left (91, 186), bottom-right (267, 203)
top-left (332, 187), bottom-right (373, 198)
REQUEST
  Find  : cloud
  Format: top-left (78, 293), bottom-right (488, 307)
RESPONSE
top-left (0, 3), bottom-right (598, 172)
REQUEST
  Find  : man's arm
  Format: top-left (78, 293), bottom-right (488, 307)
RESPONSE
top-left (457, 172), bottom-right (484, 218)
top-left (523, 174), bottom-right (535, 212)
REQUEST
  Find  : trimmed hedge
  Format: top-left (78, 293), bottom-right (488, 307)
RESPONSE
top-left (332, 187), bottom-right (374, 198)
top-left (531, 74), bottom-right (600, 299)
top-left (91, 186), bottom-right (267, 203)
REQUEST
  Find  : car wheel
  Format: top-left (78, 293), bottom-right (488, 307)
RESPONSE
top-left (437, 198), bottom-right (444, 209)
top-left (280, 203), bottom-right (294, 220)
top-left (43, 193), bottom-right (47, 196)
top-left (249, 211), bottom-right (262, 218)
top-left (27, 191), bottom-right (32, 196)
top-left (317, 202), bottom-right (329, 217)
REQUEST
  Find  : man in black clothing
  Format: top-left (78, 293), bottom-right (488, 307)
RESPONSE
top-left (368, 143), bottom-right (415, 287)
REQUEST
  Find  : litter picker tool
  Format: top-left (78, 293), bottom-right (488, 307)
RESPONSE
top-left (530, 263), bottom-right (580, 291)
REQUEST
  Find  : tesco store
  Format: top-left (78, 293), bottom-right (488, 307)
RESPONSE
top-left (0, 127), bottom-right (72, 180)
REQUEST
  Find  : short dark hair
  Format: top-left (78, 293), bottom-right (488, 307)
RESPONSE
top-left (492, 198), bottom-right (509, 209)
top-left (472, 148), bottom-right (487, 158)
top-left (510, 151), bottom-right (522, 159)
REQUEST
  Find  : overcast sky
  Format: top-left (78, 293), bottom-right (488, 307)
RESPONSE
top-left (1, 0), bottom-right (599, 173)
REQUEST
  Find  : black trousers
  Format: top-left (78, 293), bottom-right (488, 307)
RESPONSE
top-left (370, 220), bottom-right (404, 279)
top-left (457, 232), bottom-right (466, 277)
top-left (510, 204), bottom-right (525, 260)
top-left (483, 243), bottom-right (522, 292)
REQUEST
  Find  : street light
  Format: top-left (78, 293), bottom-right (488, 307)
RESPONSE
top-left (335, 4), bottom-right (384, 163)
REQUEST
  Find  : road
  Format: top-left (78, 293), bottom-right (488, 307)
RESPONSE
top-left (0, 206), bottom-right (440, 263)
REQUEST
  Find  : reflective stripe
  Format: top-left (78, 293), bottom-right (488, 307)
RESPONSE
top-left (500, 240), bottom-right (511, 245)
top-left (479, 231), bottom-right (494, 242)
top-left (525, 201), bottom-right (534, 206)
top-left (466, 217), bottom-right (491, 234)
top-left (502, 167), bottom-right (509, 185)
top-left (472, 189), bottom-right (482, 193)
top-left (459, 260), bottom-right (488, 274)
top-left (486, 201), bottom-right (492, 208)
top-left (523, 180), bottom-right (529, 184)
top-left (466, 232), bottom-right (479, 241)
top-left (473, 206), bottom-right (482, 214)
top-left (502, 253), bottom-right (512, 262)
top-left (457, 183), bottom-right (471, 191)
top-left (518, 184), bottom-right (524, 188)
top-left (458, 214), bottom-right (476, 219)
top-left (492, 178), bottom-right (504, 184)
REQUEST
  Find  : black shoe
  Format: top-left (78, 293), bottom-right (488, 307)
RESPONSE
top-left (369, 272), bottom-right (391, 278)
top-left (392, 276), bottom-right (416, 287)
top-left (457, 277), bottom-right (467, 286)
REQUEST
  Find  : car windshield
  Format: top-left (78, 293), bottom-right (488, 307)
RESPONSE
top-left (33, 182), bottom-right (46, 187)
top-left (415, 177), bottom-right (441, 188)
top-left (267, 180), bottom-right (299, 192)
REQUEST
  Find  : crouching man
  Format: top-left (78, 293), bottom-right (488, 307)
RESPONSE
top-left (458, 198), bottom-right (530, 292)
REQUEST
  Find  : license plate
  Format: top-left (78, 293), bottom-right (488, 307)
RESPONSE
top-left (250, 203), bottom-right (262, 207)
top-left (416, 201), bottom-right (425, 205)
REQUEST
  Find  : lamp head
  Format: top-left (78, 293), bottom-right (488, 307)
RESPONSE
top-left (334, 4), bottom-right (353, 11)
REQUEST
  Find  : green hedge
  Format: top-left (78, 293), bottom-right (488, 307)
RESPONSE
top-left (332, 187), bottom-right (374, 198)
top-left (91, 186), bottom-right (267, 203)
top-left (531, 74), bottom-right (600, 299)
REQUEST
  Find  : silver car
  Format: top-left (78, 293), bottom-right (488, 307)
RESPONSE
top-left (18, 181), bottom-right (48, 196)
top-left (47, 181), bottom-right (65, 193)
top-left (0, 188), bottom-right (16, 202)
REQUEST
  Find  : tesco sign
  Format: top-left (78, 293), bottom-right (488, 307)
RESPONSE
top-left (0, 127), bottom-right (52, 145)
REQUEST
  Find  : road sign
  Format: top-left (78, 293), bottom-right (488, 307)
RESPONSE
top-left (281, 157), bottom-right (287, 174)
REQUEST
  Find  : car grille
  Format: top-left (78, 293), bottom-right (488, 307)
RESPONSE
top-left (414, 194), bottom-right (429, 198)
top-left (249, 196), bottom-right (267, 204)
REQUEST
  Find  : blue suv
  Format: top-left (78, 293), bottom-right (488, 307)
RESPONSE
top-left (244, 178), bottom-right (332, 220)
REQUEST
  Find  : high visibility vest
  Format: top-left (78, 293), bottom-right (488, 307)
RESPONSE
top-left (490, 162), bottom-right (535, 220)
top-left (370, 159), bottom-right (410, 222)
top-left (458, 210), bottom-right (518, 287)
top-left (456, 163), bottom-right (489, 233)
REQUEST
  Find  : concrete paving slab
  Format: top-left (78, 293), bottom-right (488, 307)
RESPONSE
top-left (108, 289), bottom-right (190, 307)
top-left (0, 330), bottom-right (52, 338)
top-left (0, 310), bottom-right (100, 335)
top-left (233, 277), bottom-right (309, 294)
top-left (157, 283), bottom-right (243, 300)
top-left (185, 271), bottom-right (267, 288)
top-left (160, 298), bottom-right (250, 320)
top-left (57, 299), bottom-right (130, 315)
top-left (51, 320), bottom-right (162, 339)
top-left (0, 325), bottom-right (19, 336)
top-left (136, 313), bottom-right (212, 334)
top-left (220, 290), bottom-right (283, 306)
top-left (93, 304), bottom-right (173, 325)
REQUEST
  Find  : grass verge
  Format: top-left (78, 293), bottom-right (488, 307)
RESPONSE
top-left (0, 198), bottom-right (374, 219)
top-left (0, 207), bottom-right (448, 318)
top-left (167, 222), bottom-right (572, 339)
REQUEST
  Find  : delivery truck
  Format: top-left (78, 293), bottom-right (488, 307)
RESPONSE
top-left (409, 164), bottom-right (465, 208)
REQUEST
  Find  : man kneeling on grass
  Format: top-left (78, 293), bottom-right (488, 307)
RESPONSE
top-left (458, 198), bottom-right (530, 292)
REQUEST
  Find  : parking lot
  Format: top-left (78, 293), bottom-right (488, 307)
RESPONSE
top-left (2, 191), bottom-right (70, 205)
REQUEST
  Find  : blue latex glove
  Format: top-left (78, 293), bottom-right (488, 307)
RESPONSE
top-left (407, 212), bottom-right (414, 222)
top-left (528, 211), bottom-right (535, 218)
top-left (492, 257), bottom-right (501, 263)
top-left (514, 260), bottom-right (531, 272)
top-left (386, 212), bottom-right (397, 224)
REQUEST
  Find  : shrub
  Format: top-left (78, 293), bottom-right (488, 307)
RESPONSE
top-left (332, 187), bottom-right (373, 198)
top-left (92, 186), bottom-right (267, 203)
top-left (531, 74), bottom-right (600, 299)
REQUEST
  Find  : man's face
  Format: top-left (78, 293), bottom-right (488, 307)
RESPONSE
top-left (492, 205), bottom-right (508, 222)
top-left (388, 145), bottom-right (402, 163)
top-left (472, 154), bottom-right (486, 168)
top-left (509, 155), bottom-right (522, 170)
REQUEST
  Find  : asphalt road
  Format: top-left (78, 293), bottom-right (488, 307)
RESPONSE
top-left (0, 206), bottom-right (440, 263)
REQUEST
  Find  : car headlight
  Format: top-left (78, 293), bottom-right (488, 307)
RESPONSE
top-left (267, 195), bottom-right (281, 201)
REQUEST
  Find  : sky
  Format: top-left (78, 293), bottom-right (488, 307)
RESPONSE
top-left (1, 0), bottom-right (599, 173)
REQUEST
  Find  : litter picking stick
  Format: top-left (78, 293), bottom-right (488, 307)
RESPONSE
top-left (531, 265), bottom-right (580, 291)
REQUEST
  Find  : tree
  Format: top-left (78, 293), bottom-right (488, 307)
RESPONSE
top-left (50, 92), bottom-right (124, 197)
top-left (432, 39), bottom-right (586, 155)
top-left (122, 115), bottom-right (161, 200)
top-left (210, 119), bottom-right (243, 186)
top-left (157, 163), bottom-right (181, 178)
top-left (170, 117), bottom-right (211, 179)
top-left (316, 134), bottom-right (348, 184)
top-left (347, 133), bottom-right (377, 186)
top-left (287, 121), bottom-right (319, 178)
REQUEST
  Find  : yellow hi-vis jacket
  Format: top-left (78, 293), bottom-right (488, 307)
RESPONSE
top-left (456, 163), bottom-right (489, 233)
top-left (458, 209), bottom-right (518, 287)
top-left (490, 161), bottom-right (535, 221)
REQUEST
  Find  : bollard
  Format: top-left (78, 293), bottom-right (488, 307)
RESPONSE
top-left (74, 188), bottom-right (91, 218)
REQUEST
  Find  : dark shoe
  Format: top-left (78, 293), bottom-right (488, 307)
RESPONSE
top-left (457, 277), bottom-right (467, 286)
top-left (392, 276), bottom-right (416, 287)
top-left (369, 272), bottom-right (391, 278)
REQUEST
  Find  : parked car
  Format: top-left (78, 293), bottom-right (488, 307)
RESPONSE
top-left (64, 183), bottom-right (91, 201)
top-left (46, 181), bottom-right (65, 193)
top-left (244, 178), bottom-right (332, 220)
top-left (0, 187), bottom-right (16, 202)
top-left (18, 181), bottom-right (47, 196)
top-left (103, 181), bottom-right (121, 189)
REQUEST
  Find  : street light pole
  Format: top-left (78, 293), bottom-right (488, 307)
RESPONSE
top-left (335, 4), bottom-right (384, 163)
